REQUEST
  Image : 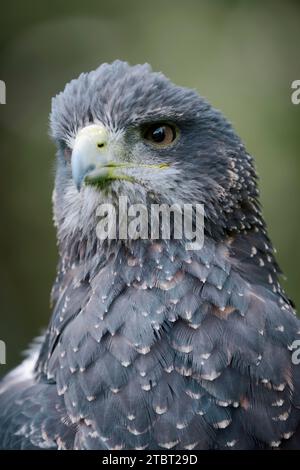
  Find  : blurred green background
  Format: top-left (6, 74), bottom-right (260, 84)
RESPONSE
top-left (0, 0), bottom-right (299, 375)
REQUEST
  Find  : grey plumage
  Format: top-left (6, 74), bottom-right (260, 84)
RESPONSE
top-left (0, 60), bottom-right (300, 449)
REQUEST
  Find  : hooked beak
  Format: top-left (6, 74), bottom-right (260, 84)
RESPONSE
top-left (71, 124), bottom-right (112, 190)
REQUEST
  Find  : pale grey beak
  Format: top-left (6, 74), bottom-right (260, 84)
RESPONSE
top-left (71, 124), bottom-right (110, 190)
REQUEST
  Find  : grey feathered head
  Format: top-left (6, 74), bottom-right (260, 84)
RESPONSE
top-left (2, 62), bottom-right (297, 452)
top-left (50, 60), bottom-right (261, 245)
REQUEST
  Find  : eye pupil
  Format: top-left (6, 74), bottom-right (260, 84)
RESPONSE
top-left (152, 126), bottom-right (166, 143)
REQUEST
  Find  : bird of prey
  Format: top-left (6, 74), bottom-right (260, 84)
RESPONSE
top-left (0, 61), bottom-right (300, 450)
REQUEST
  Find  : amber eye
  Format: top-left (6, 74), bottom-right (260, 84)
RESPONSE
top-left (64, 147), bottom-right (72, 162)
top-left (143, 123), bottom-right (177, 146)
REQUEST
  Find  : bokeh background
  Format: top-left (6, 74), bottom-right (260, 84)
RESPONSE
top-left (0, 0), bottom-right (300, 375)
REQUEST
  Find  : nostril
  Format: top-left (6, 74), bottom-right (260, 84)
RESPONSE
top-left (97, 142), bottom-right (105, 148)
top-left (87, 164), bottom-right (96, 172)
